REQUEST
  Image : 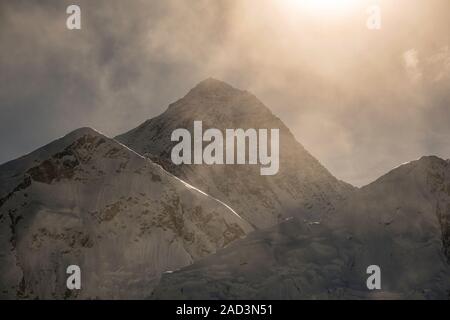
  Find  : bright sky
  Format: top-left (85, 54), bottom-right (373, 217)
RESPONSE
top-left (0, 0), bottom-right (449, 186)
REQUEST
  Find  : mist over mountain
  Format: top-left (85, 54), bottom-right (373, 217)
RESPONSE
top-left (2, 0), bottom-right (449, 187)
top-left (0, 79), bottom-right (449, 299)
top-left (116, 78), bottom-right (354, 229)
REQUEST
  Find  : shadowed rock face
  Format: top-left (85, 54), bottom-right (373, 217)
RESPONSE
top-left (0, 127), bottom-right (252, 299)
top-left (153, 156), bottom-right (450, 300)
top-left (117, 79), bottom-right (354, 229)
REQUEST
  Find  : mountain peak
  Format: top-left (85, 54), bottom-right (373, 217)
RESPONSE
top-left (400, 155), bottom-right (448, 171)
top-left (187, 78), bottom-right (243, 98)
top-left (0, 127), bottom-right (108, 187)
top-left (64, 127), bottom-right (103, 140)
top-left (116, 79), bottom-right (353, 229)
top-left (195, 77), bottom-right (236, 89)
top-left (417, 155), bottom-right (446, 164)
top-left (364, 155), bottom-right (449, 189)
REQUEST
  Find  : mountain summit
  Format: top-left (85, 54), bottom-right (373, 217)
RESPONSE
top-left (116, 79), bottom-right (354, 228)
top-left (0, 127), bottom-right (251, 299)
top-left (185, 77), bottom-right (239, 97)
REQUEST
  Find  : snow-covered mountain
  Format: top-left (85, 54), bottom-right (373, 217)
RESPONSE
top-left (0, 127), bottom-right (252, 299)
top-left (116, 78), bottom-right (354, 228)
top-left (153, 156), bottom-right (450, 299)
top-left (2, 78), bottom-right (448, 300)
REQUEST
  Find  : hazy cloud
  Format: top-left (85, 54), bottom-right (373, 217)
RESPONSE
top-left (0, 0), bottom-right (449, 186)
top-left (403, 49), bottom-right (422, 82)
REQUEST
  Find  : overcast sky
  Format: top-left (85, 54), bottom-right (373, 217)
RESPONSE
top-left (0, 0), bottom-right (449, 186)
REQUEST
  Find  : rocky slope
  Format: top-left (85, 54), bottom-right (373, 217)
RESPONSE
top-left (0, 127), bottom-right (252, 299)
top-left (116, 78), bottom-right (354, 229)
top-left (153, 156), bottom-right (450, 299)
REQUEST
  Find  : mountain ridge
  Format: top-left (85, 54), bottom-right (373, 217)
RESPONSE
top-left (0, 126), bottom-right (252, 299)
top-left (153, 155), bottom-right (450, 299)
top-left (1, 78), bottom-right (449, 299)
top-left (116, 78), bottom-right (355, 229)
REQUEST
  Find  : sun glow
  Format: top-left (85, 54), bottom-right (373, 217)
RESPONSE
top-left (283, 0), bottom-right (359, 15)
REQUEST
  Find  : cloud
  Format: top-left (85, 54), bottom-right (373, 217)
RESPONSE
top-left (403, 49), bottom-right (422, 82)
top-left (0, 0), bottom-right (449, 186)
top-left (426, 45), bottom-right (450, 82)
